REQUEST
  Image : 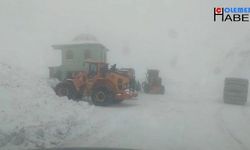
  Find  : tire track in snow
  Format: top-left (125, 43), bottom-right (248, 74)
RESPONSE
top-left (61, 95), bottom-right (177, 150)
top-left (241, 105), bottom-right (250, 124)
top-left (60, 101), bottom-right (140, 148)
top-left (215, 106), bottom-right (249, 150)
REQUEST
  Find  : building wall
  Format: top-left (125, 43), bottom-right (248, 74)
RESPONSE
top-left (50, 43), bottom-right (108, 80)
top-left (61, 44), bottom-right (106, 69)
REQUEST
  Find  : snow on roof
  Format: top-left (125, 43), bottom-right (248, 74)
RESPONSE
top-left (73, 33), bottom-right (97, 42)
top-left (52, 34), bottom-right (108, 50)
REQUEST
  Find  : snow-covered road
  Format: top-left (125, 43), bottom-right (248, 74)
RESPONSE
top-left (61, 93), bottom-right (250, 150)
top-left (1, 62), bottom-right (250, 150)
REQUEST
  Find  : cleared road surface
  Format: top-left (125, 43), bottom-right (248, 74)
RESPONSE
top-left (61, 93), bottom-right (250, 150)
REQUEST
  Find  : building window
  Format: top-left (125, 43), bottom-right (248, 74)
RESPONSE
top-left (65, 50), bottom-right (73, 59)
top-left (84, 50), bottom-right (91, 59)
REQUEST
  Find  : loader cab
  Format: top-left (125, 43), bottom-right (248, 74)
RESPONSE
top-left (88, 63), bottom-right (98, 77)
top-left (85, 61), bottom-right (108, 78)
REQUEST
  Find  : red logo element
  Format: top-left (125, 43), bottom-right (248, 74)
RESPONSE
top-left (215, 7), bottom-right (223, 14)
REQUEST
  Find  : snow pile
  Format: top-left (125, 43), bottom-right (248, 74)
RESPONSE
top-left (0, 63), bottom-right (94, 150)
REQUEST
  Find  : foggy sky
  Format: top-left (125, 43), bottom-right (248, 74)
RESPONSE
top-left (0, 0), bottom-right (250, 85)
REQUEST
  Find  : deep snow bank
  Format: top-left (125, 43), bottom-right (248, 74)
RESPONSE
top-left (0, 63), bottom-right (93, 150)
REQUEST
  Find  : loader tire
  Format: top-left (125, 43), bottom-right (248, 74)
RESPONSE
top-left (223, 78), bottom-right (248, 105)
top-left (92, 87), bottom-right (113, 106)
top-left (75, 90), bottom-right (83, 100)
top-left (55, 81), bottom-right (78, 100)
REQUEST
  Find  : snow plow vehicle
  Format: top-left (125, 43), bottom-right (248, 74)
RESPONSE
top-left (142, 69), bottom-right (165, 94)
top-left (54, 61), bottom-right (137, 106)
